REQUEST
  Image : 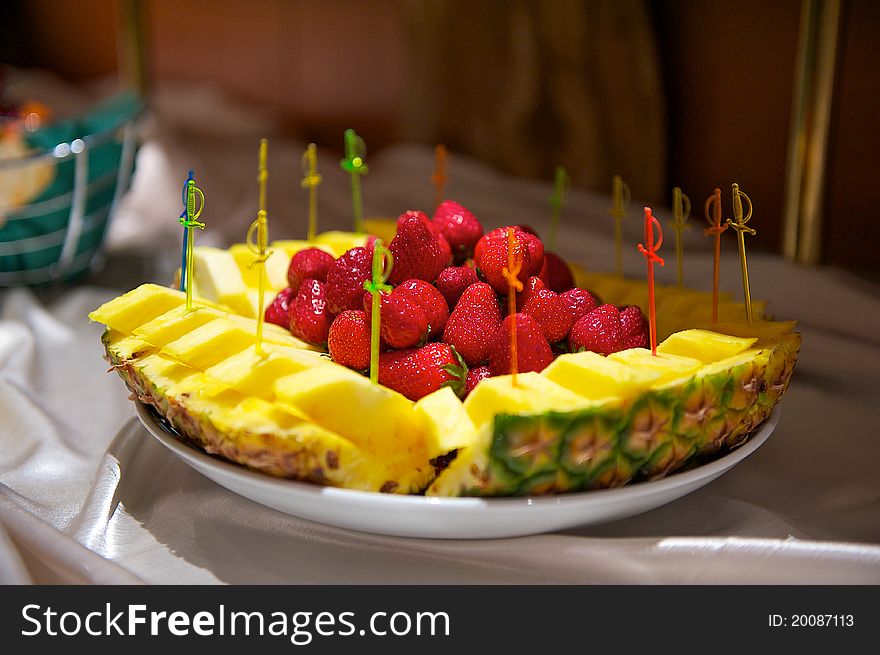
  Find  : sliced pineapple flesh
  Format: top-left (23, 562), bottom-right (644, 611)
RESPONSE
top-left (93, 273), bottom-right (800, 496)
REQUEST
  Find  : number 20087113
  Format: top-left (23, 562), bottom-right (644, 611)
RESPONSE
top-left (769, 614), bottom-right (854, 628)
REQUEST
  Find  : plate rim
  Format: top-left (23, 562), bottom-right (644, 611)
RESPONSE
top-left (135, 400), bottom-right (780, 510)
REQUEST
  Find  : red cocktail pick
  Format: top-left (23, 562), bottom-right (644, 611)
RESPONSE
top-left (637, 207), bottom-right (665, 355)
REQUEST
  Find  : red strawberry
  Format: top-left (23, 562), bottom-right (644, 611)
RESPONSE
top-left (389, 212), bottom-right (446, 285)
top-left (364, 290), bottom-right (429, 349)
top-left (432, 200), bottom-right (484, 264)
top-left (540, 252), bottom-right (575, 292)
top-left (264, 287), bottom-right (295, 329)
top-left (327, 310), bottom-right (371, 371)
top-left (441, 282), bottom-right (502, 366)
top-left (522, 288), bottom-right (575, 343)
top-left (489, 313), bottom-right (554, 375)
top-left (473, 227), bottom-right (531, 294)
top-left (406, 209), bottom-right (454, 267)
top-left (619, 304), bottom-right (648, 350)
top-left (568, 304), bottom-right (622, 355)
top-left (519, 231), bottom-right (545, 277)
top-left (395, 278), bottom-right (450, 339)
top-left (515, 275), bottom-right (546, 312)
top-left (561, 287), bottom-right (599, 322)
top-left (287, 247), bottom-right (335, 293)
top-left (378, 343), bottom-right (467, 401)
top-left (325, 246), bottom-right (374, 315)
top-left (289, 279), bottom-right (332, 345)
top-left (436, 265), bottom-right (479, 307)
top-left (463, 365), bottom-right (493, 398)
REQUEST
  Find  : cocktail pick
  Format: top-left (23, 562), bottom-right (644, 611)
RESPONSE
top-left (548, 165), bottom-right (570, 252)
top-left (610, 174), bottom-right (631, 276)
top-left (727, 182), bottom-right (756, 323)
top-left (669, 187), bottom-right (691, 287)
top-left (178, 170), bottom-right (205, 311)
top-left (637, 207), bottom-right (665, 356)
top-left (247, 138), bottom-right (272, 355)
top-left (178, 169), bottom-right (193, 292)
top-left (339, 128), bottom-right (369, 233)
top-left (501, 227), bottom-right (524, 385)
top-left (363, 240), bottom-right (393, 384)
top-left (301, 143), bottom-right (322, 242)
top-left (432, 143), bottom-right (447, 210)
top-left (703, 187), bottom-right (728, 323)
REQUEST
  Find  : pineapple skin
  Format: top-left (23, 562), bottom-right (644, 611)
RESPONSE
top-left (428, 332), bottom-right (801, 497)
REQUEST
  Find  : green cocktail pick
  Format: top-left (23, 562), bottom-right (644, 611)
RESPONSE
top-left (340, 128), bottom-right (369, 233)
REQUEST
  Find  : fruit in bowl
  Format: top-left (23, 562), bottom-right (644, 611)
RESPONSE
top-left (90, 200), bottom-right (800, 496)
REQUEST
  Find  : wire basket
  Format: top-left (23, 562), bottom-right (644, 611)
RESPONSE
top-left (0, 92), bottom-right (143, 286)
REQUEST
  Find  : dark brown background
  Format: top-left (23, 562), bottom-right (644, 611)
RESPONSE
top-left (3, 0), bottom-right (877, 277)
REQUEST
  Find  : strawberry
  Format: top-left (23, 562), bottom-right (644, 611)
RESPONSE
top-left (561, 287), bottom-right (599, 322)
top-left (364, 289), bottom-right (429, 349)
top-left (488, 313), bottom-right (554, 375)
top-left (378, 343), bottom-right (467, 401)
top-left (435, 265), bottom-right (479, 307)
top-left (521, 288), bottom-right (575, 343)
top-left (264, 287), bottom-right (295, 329)
top-left (519, 231), bottom-right (545, 277)
top-left (327, 310), bottom-right (371, 371)
top-left (540, 252), bottom-right (575, 292)
top-left (432, 200), bottom-right (484, 264)
top-left (568, 304), bottom-right (622, 355)
top-left (289, 279), bottom-right (332, 345)
top-left (441, 282), bottom-right (502, 366)
top-left (515, 275), bottom-right (546, 312)
top-left (618, 304), bottom-right (648, 349)
top-left (395, 278), bottom-right (450, 339)
top-left (463, 365), bottom-right (492, 398)
top-left (514, 223), bottom-right (540, 236)
top-left (389, 211), bottom-right (446, 284)
top-left (473, 227), bottom-right (531, 294)
top-left (325, 246), bottom-right (374, 315)
top-left (286, 247), bottom-right (335, 293)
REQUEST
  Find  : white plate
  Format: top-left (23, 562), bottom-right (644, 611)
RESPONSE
top-left (135, 402), bottom-right (779, 539)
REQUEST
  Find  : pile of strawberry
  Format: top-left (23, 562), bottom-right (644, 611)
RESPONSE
top-left (265, 200), bottom-right (648, 401)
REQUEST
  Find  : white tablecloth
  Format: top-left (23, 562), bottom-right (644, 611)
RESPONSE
top-left (2, 94), bottom-right (879, 583)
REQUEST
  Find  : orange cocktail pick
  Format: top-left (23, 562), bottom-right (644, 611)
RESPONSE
top-left (703, 188), bottom-right (728, 323)
top-left (637, 207), bottom-right (665, 355)
top-left (501, 227), bottom-right (524, 385)
top-left (431, 144), bottom-right (447, 210)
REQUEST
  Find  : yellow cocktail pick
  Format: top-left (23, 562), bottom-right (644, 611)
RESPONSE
top-left (610, 174), bottom-right (631, 276)
top-left (432, 144), bottom-right (447, 211)
top-left (669, 187), bottom-right (691, 287)
top-left (247, 138), bottom-right (272, 355)
top-left (548, 165), bottom-right (570, 252)
top-left (178, 171), bottom-right (205, 312)
top-left (727, 182), bottom-right (756, 323)
top-left (301, 143), bottom-right (322, 242)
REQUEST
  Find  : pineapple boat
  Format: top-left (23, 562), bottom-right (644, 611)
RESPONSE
top-left (90, 202), bottom-right (800, 497)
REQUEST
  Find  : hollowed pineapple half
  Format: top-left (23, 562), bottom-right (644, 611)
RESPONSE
top-left (91, 267), bottom-right (799, 496)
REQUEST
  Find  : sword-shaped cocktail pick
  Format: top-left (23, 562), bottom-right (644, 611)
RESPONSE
top-left (610, 174), bottom-right (631, 276)
top-left (501, 227), bottom-right (524, 386)
top-left (247, 138), bottom-right (272, 355)
top-left (727, 182), bottom-right (756, 323)
top-left (178, 170), bottom-right (205, 311)
top-left (301, 143), bottom-right (322, 242)
top-left (704, 187), bottom-right (728, 323)
top-left (669, 186), bottom-right (691, 287)
top-left (432, 144), bottom-right (447, 211)
top-left (363, 240), bottom-right (393, 384)
top-left (638, 207), bottom-right (665, 356)
top-left (340, 128), bottom-right (369, 233)
top-left (548, 165), bottom-right (570, 252)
